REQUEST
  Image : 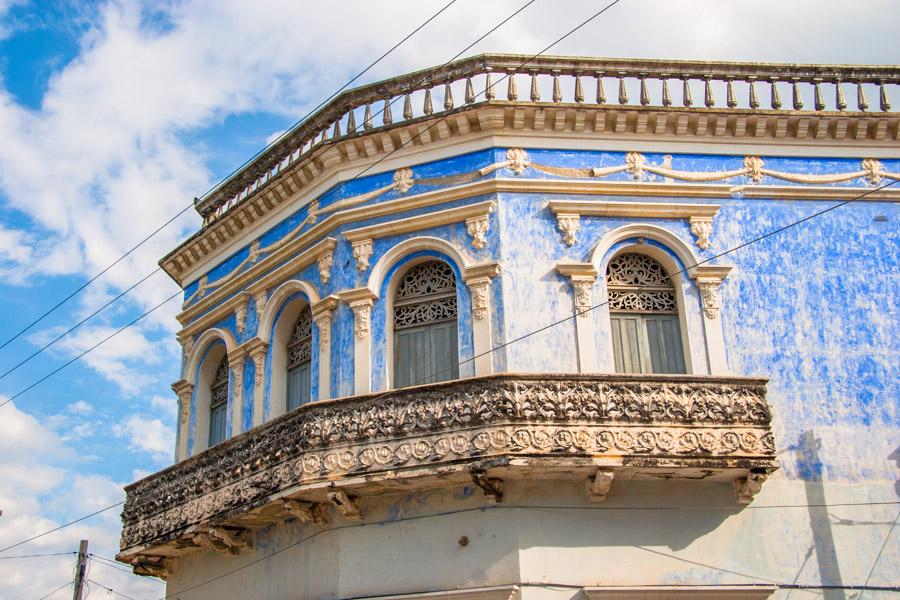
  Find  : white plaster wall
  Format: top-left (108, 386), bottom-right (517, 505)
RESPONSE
top-left (164, 476), bottom-right (898, 600)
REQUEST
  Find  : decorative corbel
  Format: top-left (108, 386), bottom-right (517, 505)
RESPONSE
top-left (689, 216), bottom-right (714, 250)
top-left (735, 471), bottom-right (768, 505)
top-left (689, 265), bottom-right (732, 320)
top-left (586, 469), bottom-right (615, 503)
top-left (318, 250), bottom-right (334, 285)
top-left (282, 499), bottom-right (329, 525)
top-left (327, 488), bottom-right (361, 520)
top-left (233, 292), bottom-right (249, 334)
top-left (349, 300), bottom-right (373, 341)
top-left (181, 335), bottom-right (195, 363)
top-left (556, 213), bottom-right (581, 247)
top-left (471, 468), bottom-right (503, 503)
top-left (466, 277), bottom-right (491, 321)
top-left (556, 262), bottom-right (598, 318)
top-left (254, 289), bottom-right (268, 317)
top-left (193, 527), bottom-right (252, 556)
top-left (132, 556), bottom-right (171, 579)
top-left (465, 214), bottom-right (490, 250)
top-left (352, 239), bottom-right (373, 271)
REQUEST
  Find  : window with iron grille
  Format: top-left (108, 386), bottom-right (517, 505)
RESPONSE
top-left (287, 306), bottom-right (312, 410)
top-left (606, 253), bottom-right (685, 374)
top-left (393, 261), bottom-right (459, 387)
top-left (208, 356), bottom-right (228, 446)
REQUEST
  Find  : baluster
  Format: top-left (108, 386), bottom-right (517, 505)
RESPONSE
top-left (332, 119), bottom-right (341, 138)
top-left (595, 71), bottom-right (606, 104)
top-left (444, 79), bottom-right (454, 110)
top-left (639, 75), bottom-right (649, 106)
top-left (319, 129), bottom-right (328, 143)
top-left (618, 73), bottom-right (628, 104)
top-left (383, 97), bottom-right (392, 126)
top-left (507, 69), bottom-right (518, 101)
top-left (834, 79), bottom-right (847, 111)
top-left (574, 71), bottom-right (584, 103)
top-left (347, 107), bottom-right (357, 133)
top-left (791, 79), bottom-right (802, 110)
top-left (813, 80), bottom-right (824, 111)
top-left (403, 92), bottom-right (413, 120)
top-left (661, 76), bottom-right (672, 107)
top-left (363, 103), bottom-right (373, 129)
top-left (726, 77), bottom-right (737, 108)
top-left (530, 70), bottom-right (540, 102)
top-left (704, 76), bottom-right (715, 108)
top-left (465, 77), bottom-right (475, 104)
top-left (484, 67), bottom-right (495, 101)
top-left (748, 77), bottom-right (760, 109)
top-left (552, 70), bottom-right (562, 103)
top-left (770, 78), bottom-right (782, 109)
top-left (423, 88), bottom-right (433, 115)
top-left (857, 82), bottom-right (868, 111)
top-left (682, 76), bottom-right (692, 107)
top-left (879, 81), bottom-right (891, 111)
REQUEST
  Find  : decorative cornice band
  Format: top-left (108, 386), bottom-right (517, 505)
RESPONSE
top-left (343, 200), bottom-right (495, 244)
top-left (547, 200), bottom-right (719, 219)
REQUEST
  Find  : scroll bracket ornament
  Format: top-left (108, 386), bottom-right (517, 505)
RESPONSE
top-left (467, 277), bottom-right (492, 321)
top-left (249, 343), bottom-right (267, 388)
top-left (586, 469), bottom-right (615, 503)
top-left (696, 277), bottom-right (723, 319)
top-left (352, 239), bottom-right (373, 271)
top-left (254, 290), bottom-right (268, 317)
top-left (689, 216), bottom-right (714, 250)
top-left (556, 213), bottom-right (581, 247)
top-left (735, 472), bottom-right (768, 505)
top-left (350, 299), bottom-right (373, 341)
top-left (327, 488), bottom-right (361, 520)
top-left (193, 527), bottom-right (252, 556)
top-left (283, 499), bottom-right (329, 525)
top-left (234, 293), bottom-right (249, 334)
top-left (465, 214), bottom-right (490, 249)
top-left (571, 277), bottom-right (596, 318)
top-left (318, 250), bottom-right (334, 284)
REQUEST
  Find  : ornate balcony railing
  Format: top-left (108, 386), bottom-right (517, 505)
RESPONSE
top-left (118, 373), bottom-right (776, 571)
top-left (196, 53), bottom-right (899, 225)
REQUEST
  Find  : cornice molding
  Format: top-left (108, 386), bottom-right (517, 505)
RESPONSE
top-left (547, 200), bottom-right (719, 219)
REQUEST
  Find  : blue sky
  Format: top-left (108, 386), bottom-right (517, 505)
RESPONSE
top-left (0, 1), bottom-right (897, 598)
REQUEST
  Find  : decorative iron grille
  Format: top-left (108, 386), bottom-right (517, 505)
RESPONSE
top-left (288, 307), bottom-right (312, 369)
top-left (210, 357), bottom-right (229, 409)
top-left (394, 261), bottom-right (458, 330)
top-left (606, 253), bottom-right (677, 313)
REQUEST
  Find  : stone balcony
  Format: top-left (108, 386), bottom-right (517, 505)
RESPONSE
top-left (117, 373), bottom-right (777, 576)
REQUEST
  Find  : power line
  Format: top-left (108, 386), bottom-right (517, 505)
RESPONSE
top-left (90, 554), bottom-right (165, 583)
top-left (36, 580), bottom-right (73, 600)
top-left (0, 0), bottom-right (460, 353)
top-left (86, 579), bottom-right (141, 600)
top-left (0, 501), bottom-right (123, 554)
top-left (0, 551), bottom-right (76, 559)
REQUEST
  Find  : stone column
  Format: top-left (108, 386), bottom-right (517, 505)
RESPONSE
top-left (341, 289), bottom-right (378, 395)
top-left (690, 265), bottom-right (732, 375)
top-left (247, 340), bottom-right (268, 427)
top-left (171, 379), bottom-right (194, 462)
top-left (228, 352), bottom-right (246, 437)
top-left (557, 261), bottom-right (599, 373)
top-left (312, 296), bottom-right (339, 401)
top-left (462, 263), bottom-right (501, 376)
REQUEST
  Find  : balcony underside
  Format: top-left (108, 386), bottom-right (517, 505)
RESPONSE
top-left (117, 373), bottom-right (777, 576)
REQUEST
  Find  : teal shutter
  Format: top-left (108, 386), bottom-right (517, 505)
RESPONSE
top-left (610, 315), bottom-right (645, 373)
top-left (208, 403), bottom-right (226, 446)
top-left (287, 362), bottom-right (311, 410)
top-left (429, 321), bottom-right (459, 383)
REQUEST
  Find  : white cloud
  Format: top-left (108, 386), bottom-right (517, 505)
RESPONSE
top-left (0, 399), bottom-right (163, 599)
top-left (67, 400), bottom-right (94, 414)
top-left (113, 414), bottom-right (175, 463)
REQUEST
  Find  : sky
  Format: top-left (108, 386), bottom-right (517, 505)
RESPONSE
top-left (0, 0), bottom-right (897, 598)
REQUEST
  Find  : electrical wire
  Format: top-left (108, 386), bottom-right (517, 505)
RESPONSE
top-left (0, 0), bottom-right (460, 353)
top-left (36, 580), bottom-right (73, 600)
top-left (0, 551), bottom-right (76, 559)
top-left (0, 501), bottom-right (124, 554)
top-left (858, 509), bottom-right (900, 600)
top-left (89, 554), bottom-right (165, 584)
top-left (86, 579), bottom-right (142, 600)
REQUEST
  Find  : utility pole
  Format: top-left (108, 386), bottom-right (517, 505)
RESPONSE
top-left (72, 539), bottom-right (88, 600)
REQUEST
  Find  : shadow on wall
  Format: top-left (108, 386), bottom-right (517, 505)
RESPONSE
top-left (890, 444), bottom-right (900, 498)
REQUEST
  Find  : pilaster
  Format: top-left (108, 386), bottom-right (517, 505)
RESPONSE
top-left (340, 288), bottom-right (379, 394)
top-left (463, 262), bottom-right (502, 377)
top-left (243, 338), bottom-right (268, 428)
top-left (689, 265), bottom-right (733, 374)
top-left (171, 379), bottom-right (194, 462)
top-left (556, 261), bottom-right (600, 373)
top-left (228, 350), bottom-right (247, 436)
top-left (312, 295), bottom-right (340, 400)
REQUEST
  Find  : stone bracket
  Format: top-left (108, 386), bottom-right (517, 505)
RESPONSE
top-left (735, 471), bottom-right (768, 505)
top-left (192, 527), bottom-right (252, 556)
top-left (283, 498), bottom-right (330, 525)
top-left (586, 469), bottom-right (615, 503)
top-left (132, 556), bottom-right (171, 579)
top-left (471, 468), bottom-right (504, 503)
top-left (327, 488), bottom-right (362, 520)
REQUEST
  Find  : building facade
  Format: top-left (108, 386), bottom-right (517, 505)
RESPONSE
top-left (118, 55), bottom-right (900, 599)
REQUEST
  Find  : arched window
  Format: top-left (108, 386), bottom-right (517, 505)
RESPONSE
top-left (606, 253), bottom-right (685, 374)
top-left (286, 306), bottom-right (312, 410)
top-left (393, 260), bottom-right (459, 387)
top-left (208, 356), bottom-right (228, 446)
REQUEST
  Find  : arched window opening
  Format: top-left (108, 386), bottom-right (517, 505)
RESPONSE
top-left (393, 260), bottom-right (459, 387)
top-left (606, 253), bottom-right (685, 374)
top-left (208, 356), bottom-right (228, 446)
top-left (287, 306), bottom-right (312, 410)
